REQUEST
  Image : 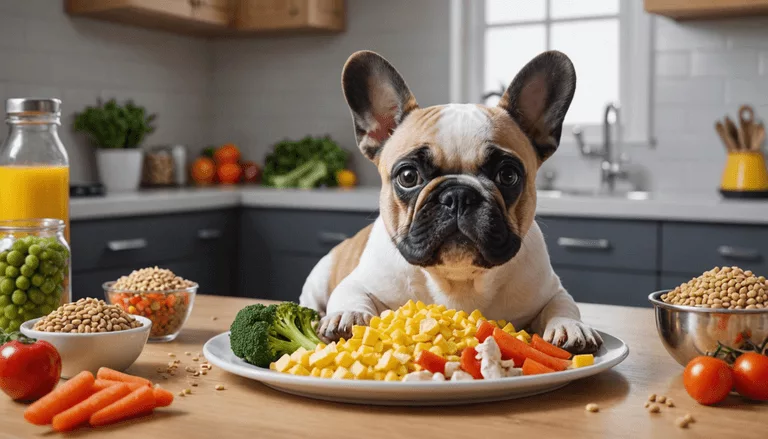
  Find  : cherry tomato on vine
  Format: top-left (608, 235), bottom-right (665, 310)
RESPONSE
top-left (732, 352), bottom-right (768, 401)
top-left (683, 356), bottom-right (733, 405)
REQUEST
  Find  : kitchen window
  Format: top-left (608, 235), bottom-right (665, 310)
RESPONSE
top-left (450, 0), bottom-right (654, 146)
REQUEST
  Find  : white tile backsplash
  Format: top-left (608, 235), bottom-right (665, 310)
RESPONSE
top-left (1, 1), bottom-right (766, 194)
top-left (0, 1), bottom-right (212, 183)
top-left (655, 52), bottom-right (691, 77)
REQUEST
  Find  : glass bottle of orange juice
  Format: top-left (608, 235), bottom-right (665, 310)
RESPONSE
top-left (0, 98), bottom-right (70, 241)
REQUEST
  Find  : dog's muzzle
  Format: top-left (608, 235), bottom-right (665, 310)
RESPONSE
top-left (396, 181), bottom-right (521, 267)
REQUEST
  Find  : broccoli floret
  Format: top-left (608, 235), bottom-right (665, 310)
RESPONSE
top-left (229, 303), bottom-right (322, 368)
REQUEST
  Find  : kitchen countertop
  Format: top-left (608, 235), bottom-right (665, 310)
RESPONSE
top-left (4, 295), bottom-right (766, 438)
top-left (70, 186), bottom-right (768, 224)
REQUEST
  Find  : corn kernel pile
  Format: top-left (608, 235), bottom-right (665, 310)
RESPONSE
top-left (270, 300), bottom-right (532, 381)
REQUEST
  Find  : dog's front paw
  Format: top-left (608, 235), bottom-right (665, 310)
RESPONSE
top-left (317, 311), bottom-right (373, 342)
top-left (543, 317), bottom-right (603, 354)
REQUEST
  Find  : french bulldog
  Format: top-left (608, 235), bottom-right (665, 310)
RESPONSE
top-left (299, 50), bottom-right (602, 354)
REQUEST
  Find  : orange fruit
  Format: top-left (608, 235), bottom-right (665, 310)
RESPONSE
top-left (214, 143), bottom-right (240, 165)
top-left (190, 157), bottom-right (216, 185)
top-left (217, 162), bottom-right (242, 185)
top-left (336, 169), bottom-right (357, 188)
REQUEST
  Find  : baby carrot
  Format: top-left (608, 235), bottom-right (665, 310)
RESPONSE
top-left (90, 386), bottom-right (156, 427)
top-left (24, 371), bottom-right (95, 425)
top-left (492, 328), bottom-right (570, 371)
top-left (93, 379), bottom-right (147, 392)
top-left (531, 334), bottom-right (572, 360)
top-left (522, 358), bottom-right (555, 375)
top-left (52, 383), bottom-right (132, 432)
top-left (153, 387), bottom-right (174, 407)
top-left (96, 367), bottom-right (153, 387)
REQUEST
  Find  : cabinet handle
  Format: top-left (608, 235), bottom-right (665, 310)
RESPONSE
top-left (197, 228), bottom-right (222, 240)
top-left (717, 245), bottom-right (761, 261)
top-left (318, 231), bottom-right (348, 246)
top-left (107, 238), bottom-right (148, 252)
top-left (557, 237), bottom-right (610, 250)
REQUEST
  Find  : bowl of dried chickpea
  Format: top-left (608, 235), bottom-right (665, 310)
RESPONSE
top-left (20, 297), bottom-right (151, 378)
top-left (104, 267), bottom-right (198, 343)
top-left (649, 266), bottom-right (768, 366)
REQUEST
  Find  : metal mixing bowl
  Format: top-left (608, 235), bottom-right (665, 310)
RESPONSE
top-left (649, 290), bottom-right (768, 366)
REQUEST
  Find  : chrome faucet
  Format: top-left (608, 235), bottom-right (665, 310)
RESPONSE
top-left (572, 102), bottom-right (629, 193)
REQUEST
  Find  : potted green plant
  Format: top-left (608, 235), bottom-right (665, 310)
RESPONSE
top-left (74, 99), bottom-right (156, 192)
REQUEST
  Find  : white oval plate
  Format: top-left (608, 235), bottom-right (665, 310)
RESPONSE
top-left (204, 330), bottom-right (628, 406)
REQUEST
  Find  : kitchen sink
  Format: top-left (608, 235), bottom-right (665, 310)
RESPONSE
top-left (537, 188), bottom-right (651, 200)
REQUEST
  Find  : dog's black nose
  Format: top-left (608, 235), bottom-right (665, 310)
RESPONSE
top-left (439, 186), bottom-right (480, 212)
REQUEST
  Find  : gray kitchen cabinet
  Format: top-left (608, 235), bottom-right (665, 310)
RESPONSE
top-left (555, 267), bottom-right (657, 308)
top-left (537, 216), bottom-right (660, 307)
top-left (71, 210), bottom-right (238, 300)
top-left (660, 274), bottom-right (696, 293)
top-left (538, 217), bottom-right (659, 271)
top-left (238, 208), bottom-right (376, 301)
top-left (661, 222), bottom-right (768, 276)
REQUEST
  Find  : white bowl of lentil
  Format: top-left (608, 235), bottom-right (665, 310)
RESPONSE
top-left (20, 314), bottom-right (151, 378)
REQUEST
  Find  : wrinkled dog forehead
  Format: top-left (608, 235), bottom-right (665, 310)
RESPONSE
top-left (380, 102), bottom-right (532, 176)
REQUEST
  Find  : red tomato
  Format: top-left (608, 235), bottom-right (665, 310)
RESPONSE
top-left (732, 352), bottom-right (768, 401)
top-left (683, 356), bottom-right (733, 405)
top-left (0, 337), bottom-right (62, 401)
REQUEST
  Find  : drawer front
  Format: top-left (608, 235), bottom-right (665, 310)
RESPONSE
top-left (661, 222), bottom-right (768, 275)
top-left (71, 210), bottom-right (237, 272)
top-left (238, 251), bottom-right (320, 302)
top-left (241, 209), bottom-right (375, 257)
top-left (555, 267), bottom-right (657, 308)
top-left (538, 217), bottom-right (659, 271)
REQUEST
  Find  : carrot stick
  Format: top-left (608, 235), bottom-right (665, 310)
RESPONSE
top-left (153, 387), bottom-right (174, 407)
top-left (52, 383), bottom-right (132, 432)
top-left (24, 371), bottom-right (95, 425)
top-left (492, 328), bottom-right (569, 371)
top-left (475, 321), bottom-right (495, 343)
top-left (522, 358), bottom-right (555, 375)
top-left (89, 386), bottom-right (156, 427)
top-left (93, 379), bottom-right (147, 392)
top-left (531, 334), bottom-right (572, 360)
top-left (96, 367), bottom-right (153, 387)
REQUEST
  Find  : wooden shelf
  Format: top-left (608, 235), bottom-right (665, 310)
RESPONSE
top-left (66, 0), bottom-right (345, 36)
top-left (645, 0), bottom-right (768, 20)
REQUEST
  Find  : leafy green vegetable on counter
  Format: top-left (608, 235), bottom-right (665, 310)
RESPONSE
top-left (230, 302), bottom-right (322, 368)
top-left (262, 136), bottom-right (347, 188)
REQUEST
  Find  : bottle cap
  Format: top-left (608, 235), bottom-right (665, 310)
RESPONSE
top-left (5, 98), bottom-right (61, 115)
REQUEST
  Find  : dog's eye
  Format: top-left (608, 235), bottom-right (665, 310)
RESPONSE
top-left (396, 166), bottom-right (421, 189)
top-left (495, 165), bottom-right (520, 187)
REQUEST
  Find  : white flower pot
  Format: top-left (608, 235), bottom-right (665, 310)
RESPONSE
top-left (96, 149), bottom-right (144, 193)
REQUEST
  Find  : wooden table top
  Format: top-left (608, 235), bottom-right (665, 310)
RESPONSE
top-left (2, 294), bottom-right (767, 439)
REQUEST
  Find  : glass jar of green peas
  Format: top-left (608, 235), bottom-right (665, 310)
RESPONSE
top-left (0, 219), bottom-right (70, 332)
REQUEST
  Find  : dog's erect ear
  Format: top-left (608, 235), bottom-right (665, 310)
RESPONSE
top-left (342, 51), bottom-right (419, 162)
top-left (498, 51), bottom-right (576, 162)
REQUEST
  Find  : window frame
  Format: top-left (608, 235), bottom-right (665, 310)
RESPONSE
top-left (450, 0), bottom-right (655, 148)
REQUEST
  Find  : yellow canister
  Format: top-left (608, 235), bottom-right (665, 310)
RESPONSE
top-left (720, 151), bottom-right (768, 198)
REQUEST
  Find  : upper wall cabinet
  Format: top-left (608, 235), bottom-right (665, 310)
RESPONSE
top-left (65, 0), bottom-right (346, 36)
top-left (233, 0), bottom-right (344, 33)
top-left (645, 0), bottom-right (768, 20)
top-left (66, 0), bottom-right (232, 35)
